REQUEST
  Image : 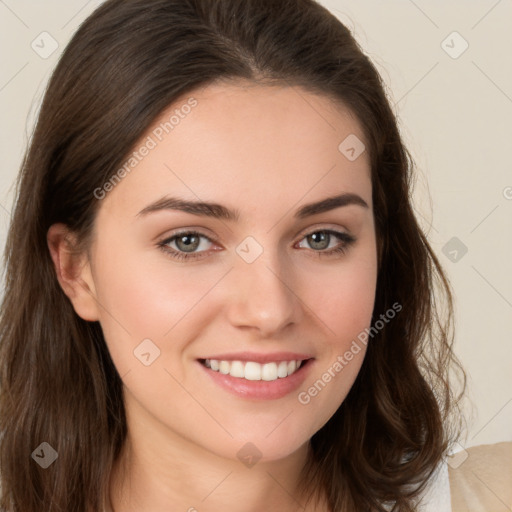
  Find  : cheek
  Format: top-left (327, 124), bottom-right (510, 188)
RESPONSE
top-left (304, 250), bottom-right (378, 343)
top-left (295, 310), bottom-right (374, 439)
top-left (91, 244), bottom-right (227, 370)
top-left (329, 265), bottom-right (376, 340)
top-left (294, 251), bottom-right (377, 428)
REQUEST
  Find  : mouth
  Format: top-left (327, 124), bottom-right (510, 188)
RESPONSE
top-left (196, 356), bottom-right (314, 400)
top-left (198, 358), bottom-right (310, 381)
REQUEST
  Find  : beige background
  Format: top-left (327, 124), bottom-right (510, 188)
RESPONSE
top-left (0, 0), bottom-right (511, 455)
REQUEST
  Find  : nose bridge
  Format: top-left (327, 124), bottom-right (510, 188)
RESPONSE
top-left (226, 235), bottom-right (301, 335)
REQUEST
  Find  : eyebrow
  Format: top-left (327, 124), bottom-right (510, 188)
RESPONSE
top-left (136, 192), bottom-right (369, 221)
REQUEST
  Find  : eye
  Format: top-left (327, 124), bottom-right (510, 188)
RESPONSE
top-left (157, 230), bottom-right (216, 261)
top-left (296, 229), bottom-right (356, 257)
top-left (157, 228), bottom-right (356, 262)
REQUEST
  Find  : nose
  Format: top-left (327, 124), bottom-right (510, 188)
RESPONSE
top-left (224, 247), bottom-right (302, 337)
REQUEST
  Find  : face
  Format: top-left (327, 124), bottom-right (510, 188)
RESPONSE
top-left (82, 81), bottom-right (377, 462)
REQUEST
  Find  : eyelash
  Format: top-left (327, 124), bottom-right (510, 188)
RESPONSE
top-left (157, 229), bottom-right (356, 261)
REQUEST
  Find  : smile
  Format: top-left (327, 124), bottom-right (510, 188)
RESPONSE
top-left (202, 359), bottom-right (303, 381)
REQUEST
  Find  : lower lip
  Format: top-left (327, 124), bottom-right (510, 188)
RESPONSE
top-left (197, 359), bottom-right (314, 400)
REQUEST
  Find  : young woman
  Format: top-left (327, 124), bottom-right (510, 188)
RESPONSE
top-left (0, 0), bottom-right (466, 510)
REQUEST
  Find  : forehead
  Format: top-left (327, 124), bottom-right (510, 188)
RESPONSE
top-left (98, 80), bottom-right (372, 223)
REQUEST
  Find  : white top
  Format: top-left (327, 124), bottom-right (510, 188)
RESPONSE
top-left (416, 460), bottom-right (452, 511)
top-left (381, 460), bottom-right (452, 512)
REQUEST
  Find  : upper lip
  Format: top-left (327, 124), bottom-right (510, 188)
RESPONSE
top-left (198, 351), bottom-right (314, 364)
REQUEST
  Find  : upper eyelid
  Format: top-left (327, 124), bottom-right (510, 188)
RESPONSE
top-left (162, 229), bottom-right (217, 244)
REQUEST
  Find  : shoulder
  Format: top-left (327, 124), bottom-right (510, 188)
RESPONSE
top-left (448, 441), bottom-right (512, 512)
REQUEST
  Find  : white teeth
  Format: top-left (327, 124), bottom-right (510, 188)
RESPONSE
top-left (230, 360), bottom-right (244, 378)
top-left (277, 361), bottom-right (288, 378)
top-left (219, 360), bottom-right (230, 374)
top-left (203, 359), bottom-right (304, 381)
top-left (287, 360), bottom-right (297, 374)
top-left (261, 362), bottom-right (277, 381)
top-left (244, 362), bottom-right (261, 380)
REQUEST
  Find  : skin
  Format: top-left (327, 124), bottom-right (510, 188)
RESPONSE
top-left (48, 80), bottom-right (378, 512)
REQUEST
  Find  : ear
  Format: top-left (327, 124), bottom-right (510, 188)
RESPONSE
top-left (47, 223), bottom-right (100, 322)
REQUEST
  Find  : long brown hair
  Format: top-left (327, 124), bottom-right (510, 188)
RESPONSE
top-left (0, 0), bottom-right (466, 510)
